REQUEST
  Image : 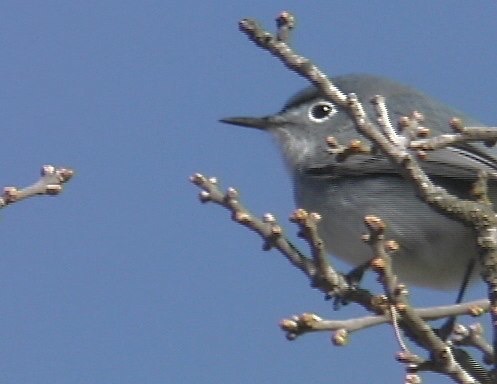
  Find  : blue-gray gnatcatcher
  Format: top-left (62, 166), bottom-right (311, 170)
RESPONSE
top-left (221, 74), bottom-right (497, 290)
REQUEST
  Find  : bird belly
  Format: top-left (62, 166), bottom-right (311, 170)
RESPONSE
top-left (294, 175), bottom-right (479, 289)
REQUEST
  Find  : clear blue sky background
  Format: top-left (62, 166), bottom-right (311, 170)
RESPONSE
top-left (1, 2), bottom-right (496, 383)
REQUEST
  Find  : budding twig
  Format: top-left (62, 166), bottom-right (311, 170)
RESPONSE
top-left (0, 165), bottom-right (74, 208)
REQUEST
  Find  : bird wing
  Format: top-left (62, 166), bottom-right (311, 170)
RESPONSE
top-left (306, 143), bottom-right (497, 181)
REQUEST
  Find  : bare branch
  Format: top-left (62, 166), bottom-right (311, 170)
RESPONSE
top-left (0, 165), bottom-right (74, 208)
top-left (234, 14), bottom-right (497, 382)
top-left (195, 11), bottom-right (497, 383)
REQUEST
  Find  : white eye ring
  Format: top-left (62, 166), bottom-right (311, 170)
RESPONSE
top-left (308, 101), bottom-right (337, 122)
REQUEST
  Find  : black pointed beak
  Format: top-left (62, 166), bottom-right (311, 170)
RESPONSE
top-left (219, 116), bottom-right (271, 130)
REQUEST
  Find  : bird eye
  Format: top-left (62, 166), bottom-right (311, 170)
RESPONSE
top-left (308, 101), bottom-right (337, 122)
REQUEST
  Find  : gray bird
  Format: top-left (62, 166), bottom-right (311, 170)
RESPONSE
top-left (221, 74), bottom-right (497, 290)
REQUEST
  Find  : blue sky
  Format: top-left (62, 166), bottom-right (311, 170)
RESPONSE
top-left (1, 2), bottom-right (496, 383)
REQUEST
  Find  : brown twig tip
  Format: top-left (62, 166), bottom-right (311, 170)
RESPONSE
top-left (270, 225), bottom-right (283, 236)
top-left (325, 136), bottom-right (339, 148)
top-left (57, 167), bottom-right (74, 182)
top-left (300, 312), bottom-right (322, 326)
top-left (309, 212), bottom-right (322, 222)
top-left (396, 351), bottom-right (424, 365)
top-left (385, 240), bottom-right (400, 252)
top-left (348, 139), bottom-right (363, 150)
top-left (225, 187), bottom-right (239, 200)
top-left (238, 18), bottom-right (256, 31)
top-left (450, 117), bottom-right (464, 132)
top-left (45, 184), bottom-right (63, 195)
top-left (470, 322), bottom-right (484, 332)
top-left (405, 373), bottom-right (422, 384)
top-left (262, 213), bottom-right (276, 223)
top-left (290, 208), bottom-right (309, 223)
top-left (398, 116), bottom-right (410, 128)
top-left (396, 351), bottom-right (412, 363)
top-left (42, 165), bottom-right (74, 183)
top-left (370, 257), bottom-right (387, 271)
top-left (468, 323), bottom-right (485, 336)
top-left (364, 215), bottom-right (386, 232)
top-left (411, 111), bottom-right (424, 122)
top-left (280, 313), bottom-right (325, 340)
top-left (198, 190), bottom-right (211, 203)
top-left (347, 93), bottom-right (358, 103)
top-left (40, 165), bottom-right (74, 184)
top-left (453, 324), bottom-right (470, 338)
top-left (189, 173), bottom-right (206, 185)
top-left (290, 209), bottom-right (321, 229)
top-left (3, 186), bottom-right (19, 203)
top-left (279, 318), bottom-right (299, 332)
top-left (468, 306), bottom-right (486, 317)
top-left (275, 11), bottom-right (295, 43)
top-left (238, 18), bottom-right (270, 42)
top-left (327, 136), bottom-right (371, 160)
top-left (416, 150), bottom-right (428, 160)
top-left (41, 164), bottom-right (56, 176)
top-left (233, 211), bottom-right (252, 223)
top-left (276, 11), bottom-right (295, 29)
top-left (416, 127), bottom-right (430, 137)
top-left (332, 328), bottom-right (349, 346)
top-left (394, 284), bottom-right (409, 296)
top-left (286, 333), bottom-right (298, 341)
top-left (371, 94), bottom-right (386, 104)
